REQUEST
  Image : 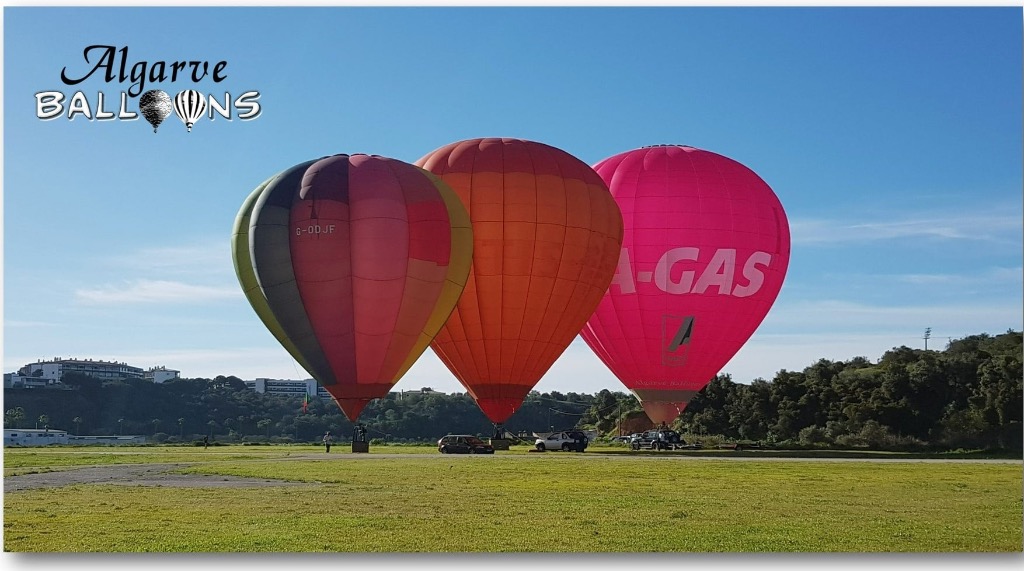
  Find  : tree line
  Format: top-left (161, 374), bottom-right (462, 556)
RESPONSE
top-left (4, 330), bottom-right (1020, 451)
top-left (667, 330), bottom-right (1021, 451)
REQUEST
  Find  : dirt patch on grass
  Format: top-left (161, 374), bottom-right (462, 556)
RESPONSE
top-left (4, 463), bottom-right (309, 492)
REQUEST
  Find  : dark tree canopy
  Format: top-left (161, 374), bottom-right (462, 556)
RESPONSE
top-left (4, 331), bottom-right (1020, 451)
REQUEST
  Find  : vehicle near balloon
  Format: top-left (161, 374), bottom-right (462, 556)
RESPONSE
top-left (580, 145), bottom-right (790, 425)
top-left (437, 435), bottom-right (495, 454)
top-left (416, 138), bottom-right (623, 435)
top-left (533, 430), bottom-right (590, 452)
top-left (231, 154), bottom-right (473, 425)
top-left (628, 429), bottom-right (696, 451)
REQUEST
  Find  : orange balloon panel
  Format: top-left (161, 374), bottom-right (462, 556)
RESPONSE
top-left (417, 138), bottom-right (623, 423)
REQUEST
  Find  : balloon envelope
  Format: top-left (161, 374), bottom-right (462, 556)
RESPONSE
top-left (417, 138), bottom-right (623, 424)
top-left (232, 154), bottom-right (473, 420)
top-left (580, 145), bottom-right (790, 424)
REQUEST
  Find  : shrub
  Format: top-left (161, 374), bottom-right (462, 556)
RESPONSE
top-left (798, 426), bottom-right (830, 447)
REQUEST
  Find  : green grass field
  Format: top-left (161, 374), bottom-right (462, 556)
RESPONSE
top-left (4, 445), bottom-right (1021, 552)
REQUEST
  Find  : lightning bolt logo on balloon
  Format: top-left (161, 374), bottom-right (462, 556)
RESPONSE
top-left (232, 142), bottom-right (788, 433)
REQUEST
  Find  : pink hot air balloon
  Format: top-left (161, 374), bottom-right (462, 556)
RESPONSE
top-left (580, 145), bottom-right (790, 425)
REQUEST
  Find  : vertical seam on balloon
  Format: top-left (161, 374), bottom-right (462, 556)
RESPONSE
top-left (567, 155), bottom-right (603, 381)
top-left (686, 147), bottom-right (708, 388)
top-left (700, 148), bottom-right (724, 380)
top-left (430, 171), bottom-right (472, 351)
top-left (589, 158), bottom-right (618, 380)
top-left (531, 144), bottom-right (583, 386)
top-left (586, 155), bottom-right (626, 385)
top-left (322, 155), bottom-right (354, 393)
top-left (527, 143), bottom-right (566, 381)
top-left (305, 156), bottom-right (350, 388)
top-left (417, 147), bottom-right (462, 388)
top-left (585, 156), bottom-right (625, 386)
top-left (469, 139), bottom-right (490, 387)
top-left (626, 148), bottom-right (648, 388)
top-left (252, 161), bottom-right (335, 387)
top-left (495, 138), bottom-right (508, 412)
top-left (506, 139), bottom-right (539, 393)
top-left (376, 156), bottom-right (415, 388)
top-left (333, 157), bottom-right (355, 391)
top-left (235, 177), bottom-right (315, 377)
top-left (432, 143), bottom-right (480, 395)
top-left (588, 159), bottom-right (615, 379)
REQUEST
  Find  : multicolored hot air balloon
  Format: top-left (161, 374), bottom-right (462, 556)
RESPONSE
top-left (417, 138), bottom-right (623, 430)
top-left (580, 145), bottom-right (790, 425)
top-left (232, 154), bottom-right (473, 421)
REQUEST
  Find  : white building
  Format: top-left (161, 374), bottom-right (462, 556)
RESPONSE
top-left (392, 387), bottom-right (447, 399)
top-left (4, 429), bottom-right (69, 446)
top-left (4, 373), bottom-right (66, 389)
top-left (3, 430), bottom-right (147, 446)
top-left (17, 358), bottom-right (145, 382)
top-left (244, 378), bottom-right (332, 399)
top-left (145, 366), bottom-right (181, 383)
top-left (7, 358), bottom-right (181, 387)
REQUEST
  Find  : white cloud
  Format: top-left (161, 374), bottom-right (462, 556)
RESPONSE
top-left (4, 320), bottom-right (60, 329)
top-left (765, 298), bottom-right (1022, 333)
top-left (110, 239), bottom-right (233, 277)
top-left (68, 237), bottom-right (242, 307)
top-left (791, 210), bottom-right (1021, 245)
top-left (892, 266), bottom-right (1023, 286)
top-left (75, 280), bottom-right (240, 305)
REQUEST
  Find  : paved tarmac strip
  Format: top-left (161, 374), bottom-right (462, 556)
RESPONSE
top-left (5, 454), bottom-right (1018, 492)
top-left (3, 463), bottom-right (310, 492)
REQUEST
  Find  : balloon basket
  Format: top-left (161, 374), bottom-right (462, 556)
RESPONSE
top-left (489, 438), bottom-right (510, 450)
top-left (351, 441), bottom-right (369, 453)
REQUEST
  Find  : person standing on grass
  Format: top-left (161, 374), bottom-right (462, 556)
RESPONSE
top-left (323, 431), bottom-right (333, 453)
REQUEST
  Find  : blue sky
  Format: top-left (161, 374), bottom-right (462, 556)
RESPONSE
top-left (3, 6), bottom-right (1022, 396)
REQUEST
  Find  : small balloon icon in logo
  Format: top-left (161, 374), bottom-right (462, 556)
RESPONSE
top-left (173, 89), bottom-right (207, 133)
top-left (139, 90), bottom-right (172, 133)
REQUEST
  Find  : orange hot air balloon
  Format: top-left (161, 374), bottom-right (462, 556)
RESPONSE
top-left (416, 138), bottom-right (623, 430)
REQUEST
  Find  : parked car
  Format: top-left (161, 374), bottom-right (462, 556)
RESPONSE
top-left (437, 435), bottom-right (495, 454)
top-left (534, 430), bottom-right (589, 452)
top-left (629, 429), bottom-right (693, 450)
